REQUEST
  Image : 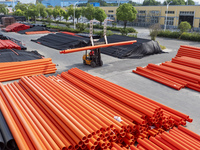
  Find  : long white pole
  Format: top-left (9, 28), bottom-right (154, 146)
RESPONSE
top-left (164, 4), bottom-right (169, 31)
top-left (74, 4), bottom-right (75, 29)
top-left (74, 1), bottom-right (79, 29)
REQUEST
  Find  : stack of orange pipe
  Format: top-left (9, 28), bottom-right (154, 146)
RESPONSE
top-left (0, 40), bottom-right (21, 50)
top-left (176, 45), bottom-right (200, 59)
top-left (133, 45), bottom-right (200, 92)
top-left (25, 31), bottom-right (51, 35)
top-left (0, 58), bottom-right (56, 82)
top-left (0, 68), bottom-right (192, 150)
top-left (130, 125), bottom-right (200, 150)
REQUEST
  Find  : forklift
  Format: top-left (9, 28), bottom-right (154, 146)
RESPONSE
top-left (82, 20), bottom-right (108, 68)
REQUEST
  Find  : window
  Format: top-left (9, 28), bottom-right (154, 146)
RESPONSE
top-left (150, 11), bottom-right (160, 14)
top-left (108, 15), bottom-right (114, 17)
top-left (137, 16), bottom-right (146, 22)
top-left (165, 17), bottom-right (174, 25)
top-left (180, 11), bottom-right (194, 15)
top-left (108, 10), bottom-right (114, 13)
top-left (138, 10), bottom-right (146, 13)
top-left (151, 16), bottom-right (159, 24)
top-left (165, 11), bottom-right (174, 14)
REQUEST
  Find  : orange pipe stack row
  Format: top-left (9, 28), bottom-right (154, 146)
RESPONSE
top-left (0, 68), bottom-right (192, 150)
top-left (25, 31), bottom-right (51, 35)
top-left (130, 125), bottom-right (200, 150)
top-left (0, 40), bottom-right (21, 50)
top-left (2, 23), bottom-right (30, 32)
top-left (133, 45), bottom-right (200, 92)
top-left (176, 45), bottom-right (200, 59)
top-left (0, 58), bottom-right (56, 82)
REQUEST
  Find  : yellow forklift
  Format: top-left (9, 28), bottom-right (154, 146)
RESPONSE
top-left (82, 20), bottom-right (108, 67)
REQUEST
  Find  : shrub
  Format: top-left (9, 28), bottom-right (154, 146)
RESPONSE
top-left (149, 24), bottom-right (161, 41)
top-left (178, 21), bottom-right (191, 33)
top-left (94, 30), bottom-right (113, 38)
top-left (128, 34), bottom-right (137, 38)
top-left (119, 28), bottom-right (128, 35)
top-left (76, 23), bottom-right (87, 32)
top-left (126, 27), bottom-right (136, 33)
top-left (180, 32), bottom-right (200, 41)
top-left (112, 22), bottom-right (117, 27)
top-left (157, 31), bottom-right (181, 38)
top-left (157, 30), bottom-right (200, 42)
top-left (48, 25), bottom-right (80, 33)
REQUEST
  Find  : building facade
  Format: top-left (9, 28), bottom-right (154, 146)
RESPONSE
top-left (101, 5), bottom-right (200, 31)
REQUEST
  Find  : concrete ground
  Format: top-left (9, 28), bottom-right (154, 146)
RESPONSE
top-left (2, 29), bottom-right (200, 135)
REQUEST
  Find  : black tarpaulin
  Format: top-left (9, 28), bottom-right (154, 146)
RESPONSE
top-left (0, 49), bottom-right (43, 62)
top-left (31, 33), bottom-right (90, 50)
top-left (18, 26), bottom-right (50, 34)
top-left (98, 35), bottom-right (164, 58)
top-left (0, 111), bottom-right (17, 150)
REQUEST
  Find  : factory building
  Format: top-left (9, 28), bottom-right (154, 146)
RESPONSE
top-left (101, 5), bottom-right (200, 31)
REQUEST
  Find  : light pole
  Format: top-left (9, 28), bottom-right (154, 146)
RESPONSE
top-left (164, 1), bottom-right (172, 31)
top-left (74, 1), bottom-right (79, 29)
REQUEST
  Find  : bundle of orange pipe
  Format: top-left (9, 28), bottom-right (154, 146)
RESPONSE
top-left (25, 31), bottom-right (51, 35)
top-left (130, 125), bottom-right (200, 150)
top-left (176, 45), bottom-right (200, 59)
top-left (133, 45), bottom-right (200, 92)
top-left (0, 40), bottom-right (21, 50)
top-left (0, 68), bottom-right (192, 150)
top-left (60, 40), bottom-right (137, 54)
top-left (0, 58), bottom-right (56, 82)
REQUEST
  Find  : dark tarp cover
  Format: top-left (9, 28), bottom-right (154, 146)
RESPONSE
top-left (0, 111), bottom-right (17, 150)
top-left (0, 49), bottom-right (43, 62)
top-left (31, 33), bottom-right (90, 50)
top-left (18, 26), bottom-right (50, 34)
top-left (98, 35), bottom-right (163, 58)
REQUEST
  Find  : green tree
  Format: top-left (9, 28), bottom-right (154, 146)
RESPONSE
top-left (186, 0), bottom-right (195, 5)
top-left (94, 7), bottom-right (107, 26)
top-left (75, 8), bottom-right (82, 23)
top-left (27, 4), bottom-right (39, 22)
top-left (81, 7), bottom-right (86, 17)
top-left (178, 21), bottom-right (191, 33)
top-left (13, 9), bottom-right (24, 16)
top-left (66, 5), bottom-right (81, 24)
top-left (164, 0), bottom-right (185, 5)
top-left (15, 2), bottom-right (28, 12)
top-left (46, 8), bottom-right (53, 18)
top-left (143, 0), bottom-right (161, 5)
top-left (52, 7), bottom-right (61, 20)
top-left (36, 3), bottom-right (47, 18)
top-left (66, 5), bottom-right (74, 23)
top-left (0, 4), bottom-right (8, 15)
top-left (84, 4), bottom-right (95, 20)
top-left (116, 3), bottom-right (137, 28)
top-left (59, 9), bottom-right (66, 21)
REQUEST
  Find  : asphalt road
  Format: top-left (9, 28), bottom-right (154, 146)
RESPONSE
top-left (2, 30), bottom-right (200, 135)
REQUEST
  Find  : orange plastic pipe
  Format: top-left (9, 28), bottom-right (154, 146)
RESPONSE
top-left (19, 79), bottom-right (83, 146)
top-left (178, 125), bottom-right (200, 141)
top-left (0, 83), bottom-right (46, 150)
top-left (0, 94), bottom-right (30, 150)
top-left (13, 82), bottom-right (71, 150)
top-left (60, 40), bottom-right (137, 54)
top-left (149, 136), bottom-right (172, 150)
